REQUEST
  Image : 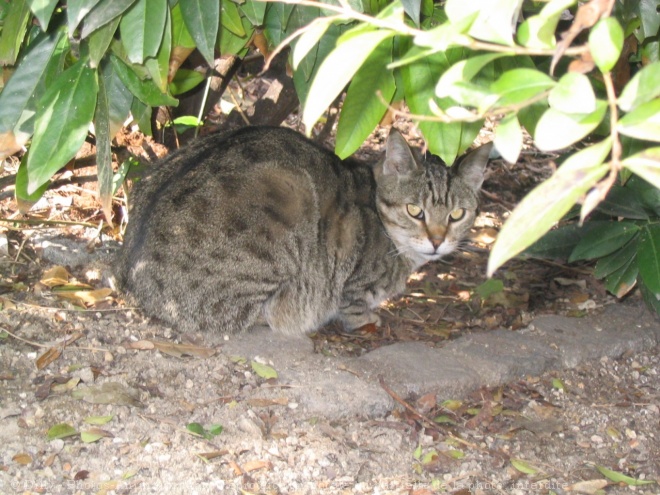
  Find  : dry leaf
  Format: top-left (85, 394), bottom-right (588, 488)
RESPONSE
top-left (127, 340), bottom-right (156, 350)
top-left (196, 449), bottom-right (229, 461)
top-left (36, 347), bottom-right (62, 370)
top-left (51, 377), bottom-right (81, 393)
top-left (246, 398), bottom-right (289, 408)
top-left (567, 479), bottom-right (609, 493)
top-left (152, 340), bottom-right (216, 358)
top-left (40, 266), bottom-right (70, 288)
top-left (12, 453), bottom-right (32, 465)
top-left (416, 392), bottom-right (437, 414)
top-left (55, 288), bottom-right (112, 306)
top-left (242, 460), bottom-right (272, 473)
top-left (71, 382), bottom-right (143, 408)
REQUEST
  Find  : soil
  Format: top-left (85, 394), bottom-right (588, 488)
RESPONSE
top-left (0, 122), bottom-right (659, 495)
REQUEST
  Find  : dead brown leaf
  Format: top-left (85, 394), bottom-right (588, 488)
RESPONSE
top-left (241, 460), bottom-right (272, 473)
top-left (36, 347), bottom-right (62, 370)
top-left (567, 479), bottom-right (609, 493)
top-left (196, 449), bottom-right (229, 461)
top-left (416, 392), bottom-right (437, 415)
top-left (12, 453), bottom-right (32, 465)
top-left (40, 266), bottom-right (70, 288)
top-left (55, 288), bottom-right (112, 306)
top-left (246, 398), bottom-right (289, 408)
top-left (151, 340), bottom-right (216, 358)
top-left (551, 0), bottom-right (615, 74)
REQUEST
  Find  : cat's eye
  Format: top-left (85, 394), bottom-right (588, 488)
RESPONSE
top-left (449, 208), bottom-right (465, 222)
top-left (406, 204), bottom-right (424, 220)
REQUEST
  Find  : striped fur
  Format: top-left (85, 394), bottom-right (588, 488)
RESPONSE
top-left (115, 127), bottom-right (491, 335)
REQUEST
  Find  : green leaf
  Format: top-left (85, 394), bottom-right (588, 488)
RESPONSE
top-left (218, 16), bottom-right (254, 56)
top-left (401, 0), bottom-right (421, 25)
top-left (251, 361), bottom-right (278, 380)
top-left (594, 234), bottom-right (639, 279)
top-left (221, 0), bottom-right (246, 37)
top-left (81, 429), bottom-right (110, 443)
top-left (618, 61), bottom-right (660, 111)
top-left (401, 45), bottom-right (482, 164)
top-left (511, 458), bottom-right (541, 475)
top-left (446, 0), bottom-right (522, 46)
top-left (589, 17), bottom-right (624, 73)
top-left (534, 100), bottom-right (608, 151)
top-left (598, 186), bottom-right (650, 220)
top-left (262, 2), bottom-right (295, 47)
top-left (488, 139), bottom-right (612, 275)
top-left (171, 2), bottom-right (196, 49)
top-left (595, 465), bottom-right (657, 486)
top-left (604, 250), bottom-right (638, 297)
top-left (622, 147), bottom-right (660, 191)
top-left (570, 222), bottom-right (641, 262)
top-left (169, 69), bottom-right (206, 95)
top-left (490, 68), bottom-right (555, 107)
top-left (84, 415), bottom-right (114, 425)
top-left (15, 153), bottom-right (49, 212)
top-left (120, 0), bottom-right (167, 64)
top-left (335, 38), bottom-right (395, 159)
top-left (27, 59), bottom-right (98, 195)
top-left (145, 6), bottom-right (171, 92)
top-left (473, 278), bottom-right (504, 300)
top-left (548, 72), bottom-right (596, 114)
top-left (435, 52), bottom-right (510, 102)
top-left (95, 70), bottom-right (114, 224)
top-left (638, 225), bottom-right (660, 295)
top-left (0, 29), bottom-right (65, 134)
top-left (302, 28), bottom-right (395, 132)
top-left (411, 16), bottom-right (475, 53)
top-left (494, 114), bottom-right (522, 163)
top-left (292, 18), bottom-right (333, 70)
top-left (100, 59), bottom-right (133, 136)
top-left (517, 0), bottom-right (576, 48)
top-left (552, 378), bottom-right (565, 390)
top-left (525, 223), bottom-right (591, 260)
top-left (240, 0), bottom-right (267, 26)
top-left (110, 54), bottom-right (178, 107)
top-left (180, 0), bottom-right (220, 66)
top-left (0, 0), bottom-right (31, 66)
top-left (81, 0), bottom-right (138, 39)
top-left (47, 423), bottom-right (78, 440)
top-left (130, 97), bottom-right (152, 135)
top-left (67, 0), bottom-right (103, 33)
top-left (87, 15), bottom-right (120, 67)
top-left (26, 0), bottom-right (58, 30)
top-left (618, 99), bottom-right (660, 142)
top-left (186, 422), bottom-right (206, 437)
top-left (208, 424), bottom-right (223, 436)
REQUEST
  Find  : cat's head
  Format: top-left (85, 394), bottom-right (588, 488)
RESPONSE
top-left (374, 129), bottom-right (491, 268)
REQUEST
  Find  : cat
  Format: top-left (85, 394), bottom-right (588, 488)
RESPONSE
top-left (115, 126), bottom-right (491, 335)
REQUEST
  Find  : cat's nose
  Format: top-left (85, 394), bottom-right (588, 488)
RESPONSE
top-left (430, 236), bottom-right (444, 250)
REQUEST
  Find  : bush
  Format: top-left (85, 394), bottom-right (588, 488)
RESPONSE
top-left (0, 0), bottom-right (659, 313)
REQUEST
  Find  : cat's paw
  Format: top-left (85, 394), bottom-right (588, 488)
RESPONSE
top-left (341, 311), bottom-right (381, 332)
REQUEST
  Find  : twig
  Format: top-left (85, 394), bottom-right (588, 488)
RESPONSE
top-left (378, 375), bottom-right (438, 429)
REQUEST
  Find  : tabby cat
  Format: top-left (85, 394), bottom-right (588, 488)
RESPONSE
top-left (115, 126), bottom-right (491, 335)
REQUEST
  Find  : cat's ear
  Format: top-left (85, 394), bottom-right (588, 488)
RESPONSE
top-left (380, 129), bottom-right (419, 176)
top-left (454, 142), bottom-right (492, 191)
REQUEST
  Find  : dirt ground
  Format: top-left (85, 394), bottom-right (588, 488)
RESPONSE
top-left (0, 122), bottom-right (659, 494)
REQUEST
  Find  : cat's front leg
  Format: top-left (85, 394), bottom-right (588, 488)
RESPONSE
top-left (338, 301), bottom-right (382, 331)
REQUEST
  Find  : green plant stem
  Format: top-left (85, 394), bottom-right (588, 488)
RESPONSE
top-left (264, 0), bottom-right (590, 58)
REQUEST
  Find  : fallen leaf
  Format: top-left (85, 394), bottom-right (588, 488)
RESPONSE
top-left (40, 266), bottom-right (70, 287)
top-left (51, 377), bottom-right (81, 393)
top-left (46, 423), bottom-right (78, 440)
top-left (241, 460), bottom-right (272, 473)
top-left (567, 479), bottom-right (608, 493)
top-left (71, 382), bottom-right (143, 407)
top-left (36, 347), bottom-right (62, 370)
top-left (416, 392), bottom-right (437, 414)
top-left (55, 288), bottom-right (112, 306)
top-left (74, 470), bottom-right (90, 480)
top-left (12, 453), bottom-right (32, 465)
top-left (251, 361), bottom-right (278, 380)
top-left (152, 340), bottom-right (215, 358)
top-left (81, 428), bottom-right (113, 443)
top-left (84, 415), bottom-right (114, 425)
top-left (127, 340), bottom-right (156, 350)
top-left (246, 398), bottom-right (289, 407)
top-left (594, 465), bottom-right (656, 486)
top-left (195, 449), bottom-right (229, 461)
top-left (511, 458), bottom-right (542, 475)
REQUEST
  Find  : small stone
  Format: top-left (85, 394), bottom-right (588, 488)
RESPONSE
top-left (591, 435), bottom-right (603, 444)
